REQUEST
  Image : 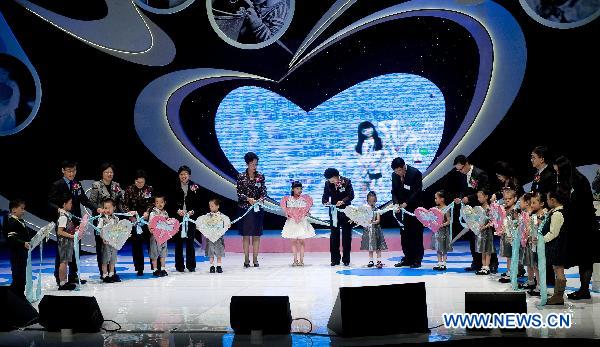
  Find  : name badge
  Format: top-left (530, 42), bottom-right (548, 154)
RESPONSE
top-left (339, 187), bottom-right (345, 192)
top-left (404, 184), bottom-right (411, 190)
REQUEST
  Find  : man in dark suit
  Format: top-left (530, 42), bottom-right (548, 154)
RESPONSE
top-left (169, 166), bottom-right (203, 272)
top-left (48, 160), bottom-right (101, 285)
top-left (530, 146), bottom-right (557, 197)
top-left (322, 168), bottom-right (355, 266)
top-left (452, 155), bottom-right (499, 272)
top-left (391, 158), bottom-right (424, 268)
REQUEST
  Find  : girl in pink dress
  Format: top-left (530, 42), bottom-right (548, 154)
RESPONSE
top-left (280, 181), bottom-right (315, 266)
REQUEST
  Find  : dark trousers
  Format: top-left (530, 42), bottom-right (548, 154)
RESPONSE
top-left (53, 242), bottom-right (79, 284)
top-left (174, 226), bottom-right (197, 271)
top-left (10, 252), bottom-right (27, 298)
top-left (131, 226), bottom-right (150, 272)
top-left (468, 231), bottom-right (482, 269)
top-left (330, 212), bottom-right (352, 264)
top-left (399, 214), bottom-right (424, 264)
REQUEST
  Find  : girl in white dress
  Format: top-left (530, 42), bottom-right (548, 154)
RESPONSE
top-left (280, 181), bottom-right (315, 266)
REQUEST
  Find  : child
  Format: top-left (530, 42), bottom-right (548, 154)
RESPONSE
top-left (98, 198), bottom-right (121, 283)
top-left (518, 193), bottom-right (537, 290)
top-left (359, 191), bottom-right (388, 268)
top-left (432, 191), bottom-right (452, 271)
top-left (527, 192), bottom-right (546, 296)
top-left (56, 195), bottom-right (77, 290)
top-left (201, 198), bottom-right (231, 273)
top-left (542, 189), bottom-right (569, 305)
top-left (4, 199), bottom-right (30, 298)
top-left (281, 181), bottom-right (315, 266)
top-left (499, 188), bottom-right (518, 283)
top-left (475, 189), bottom-right (496, 275)
top-left (148, 194), bottom-right (169, 277)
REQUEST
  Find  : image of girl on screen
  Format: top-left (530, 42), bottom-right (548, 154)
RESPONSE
top-left (355, 121), bottom-right (384, 199)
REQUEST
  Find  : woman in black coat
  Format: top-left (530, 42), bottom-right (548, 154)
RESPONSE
top-left (554, 156), bottom-right (600, 300)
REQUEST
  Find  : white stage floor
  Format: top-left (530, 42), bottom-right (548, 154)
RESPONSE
top-left (1, 242), bottom-right (599, 341)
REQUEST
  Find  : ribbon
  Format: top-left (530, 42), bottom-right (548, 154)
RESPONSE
top-left (24, 242), bottom-right (43, 303)
top-left (510, 217), bottom-right (521, 290)
top-left (24, 222), bottom-right (54, 303)
top-left (329, 205), bottom-right (338, 227)
top-left (180, 213), bottom-right (191, 238)
top-left (230, 201), bottom-right (281, 225)
top-left (68, 212), bottom-right (102, 235)
top-left (134, 215), bottom-right (149, 235)
top-left (536, 213), bottom-right (549, 306)
top-left (73, 232), bottom-right (82, 290)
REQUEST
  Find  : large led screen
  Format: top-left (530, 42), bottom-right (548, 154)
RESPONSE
top-left (215, 73), bottom-right (445, 220)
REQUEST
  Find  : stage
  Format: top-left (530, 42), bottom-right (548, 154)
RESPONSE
top-left (1, 239), bottom-right (599, 344)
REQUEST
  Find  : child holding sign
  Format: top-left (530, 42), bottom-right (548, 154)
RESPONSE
top-left (149, 194), bottom-right (170, 277)
top-left (196, 199), bottom-right (231, 273)
top-left (56, 195), bottom-right (77, 290)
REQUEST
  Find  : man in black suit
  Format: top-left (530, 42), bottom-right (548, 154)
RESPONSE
top-left (48, 160), bottom-right (101, 285)
top-left (169, 166), bottom-right (203, 272)
top-left (391, 158), bottom-right (424, 268)
top-left (452, 155), bottom-right (499, 272)
top-left (322, 168), bottom-right (355, 266)
top-left (530, 146), bottom-right (557, 197)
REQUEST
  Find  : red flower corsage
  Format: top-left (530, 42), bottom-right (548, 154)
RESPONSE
top-left (534, 174), bottom-right (540, 183)
top-left (190, 184), bottom-right (199, 192)
top-left (470, 178), bottom-right (478, 189)
top-left (71, 182), bottom-right (81, 191)
top-left (335, 179), bottom-right (346, 191)
top-left (255, 175), bottom-right (263, 183)
top-left (113, 184), bottom-right (121, 193)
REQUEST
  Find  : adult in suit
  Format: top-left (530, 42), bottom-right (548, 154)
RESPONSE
top-left (169, 165), bottom-right (203, 272)
top-left (530, 146), bottom-right (557, 198)
top-left (452, 155), bottom-right (497, 272)
top-left (48, 160), bottom-right (101, 285)
top-left (391, 157), bottom-right (424, 268)
top-left (322, 168), bottom-right (355, 266)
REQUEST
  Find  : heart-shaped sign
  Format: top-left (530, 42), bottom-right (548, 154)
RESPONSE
top-left (76, 213), bottom-right (90, 239)
top-left (100, 220), bottom-right (133, 250)
top-left (30, 222), bottom-right (55, 249)
top-left (341, 205), bottom-right (374, 228)
top-left (460, 205), bottom-right (487, 235)
top-left (149, 216), bottom-right (180, 245)
top-left (489, 202), bottom-right (506, 235)
top-left (414, 207), bottom-right (444, 233)
top-left (281, 195), bottom-right (313, 224)
top-left (195, 213), bottom-right (230, 243)
top-left (216, 74), bottom-right (445, 221)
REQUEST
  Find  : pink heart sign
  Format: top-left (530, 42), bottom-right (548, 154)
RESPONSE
top-left (149, 216), bottom-right (180, 245)
top-left (414, 207), bottom-right (444, 233)
top-left (76, 213), bottom-right (89, 239)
